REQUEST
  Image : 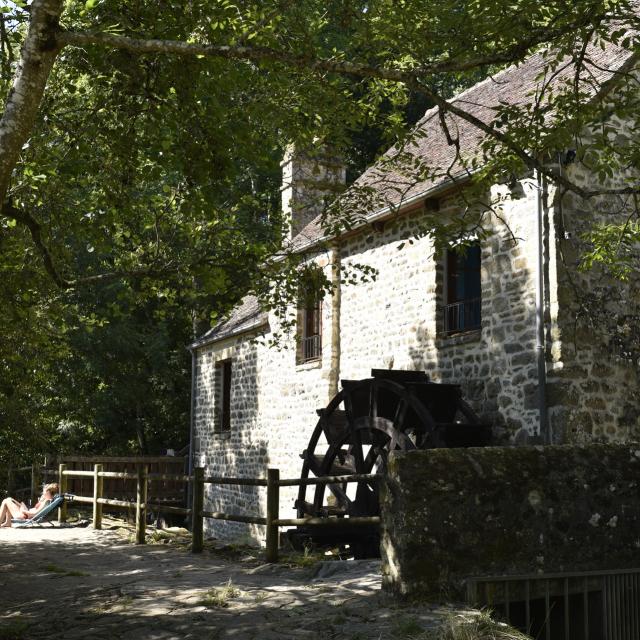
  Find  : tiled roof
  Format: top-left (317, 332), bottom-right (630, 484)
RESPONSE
top-left (189, 294), bottom-right (268, 349)
top-left (292, 40), bottom-right (634, 251)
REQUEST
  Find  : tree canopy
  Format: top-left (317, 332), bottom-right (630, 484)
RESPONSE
top-left (1, 0), bottom-right (639, 464)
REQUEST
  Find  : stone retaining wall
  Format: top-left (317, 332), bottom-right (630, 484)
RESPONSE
top-left (381, 445), bottom-right (640, 600)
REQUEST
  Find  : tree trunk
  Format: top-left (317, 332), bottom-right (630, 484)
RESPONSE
top-left (0, 0), bottom-right (63, 204)
top-left (135, 401), bottom-right (147, 455)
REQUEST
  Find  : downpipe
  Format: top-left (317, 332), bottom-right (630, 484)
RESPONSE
top-left (535, 170), bottom-right (550, 444)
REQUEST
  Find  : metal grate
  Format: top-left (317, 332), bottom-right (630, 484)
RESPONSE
top-left (443, 297), bottom-right (481, 334)
top-left (467, 569), bottom-right (640, 640)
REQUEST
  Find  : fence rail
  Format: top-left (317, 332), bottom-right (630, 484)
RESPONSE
top-left (4, 456), bottom-right (188, 510)
top-left (20, 462), bottom-right (382, 562)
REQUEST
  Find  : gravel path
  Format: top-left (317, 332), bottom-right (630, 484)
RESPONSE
top-left (0, 522), bottom-right (468, 640)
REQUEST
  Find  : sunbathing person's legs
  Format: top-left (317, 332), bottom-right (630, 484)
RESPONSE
top-left (0, 498), bottom-right (26, 526)
top-left (0, 500), bottom-right (15, 527)
top-left (0, 509), bottom-right (10, 527)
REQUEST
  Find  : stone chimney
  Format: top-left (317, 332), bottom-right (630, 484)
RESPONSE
top-left (280, 144), bottom-right (346, 239)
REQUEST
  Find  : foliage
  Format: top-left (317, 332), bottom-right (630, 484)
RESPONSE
top-left (581, 220), bottom-right (640, 280)
top-left (0, 0), bottom-right (639, 460)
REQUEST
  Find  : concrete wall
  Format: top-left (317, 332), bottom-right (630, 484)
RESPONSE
top-left (381, 445), bottom-right (640, 600)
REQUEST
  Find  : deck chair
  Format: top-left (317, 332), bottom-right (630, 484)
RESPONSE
top-left (12, 494), bottom-right (69, 528)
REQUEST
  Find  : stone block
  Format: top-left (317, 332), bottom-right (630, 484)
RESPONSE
top-left (381, 445), bottom-right (640, 600)
top-left (523, 383), bottom-right (539, 410)
top-left (511, 352), bottom-right (535, 366)
top-left (546, 381), bottom-right (579, 408)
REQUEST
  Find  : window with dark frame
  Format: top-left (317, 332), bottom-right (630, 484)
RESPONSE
top-left (443, 243), bottom-right (481, 335)
top-left (297, 294), bottom-right (322, 364)
top-left (216, 360), bottom-right (232, 432)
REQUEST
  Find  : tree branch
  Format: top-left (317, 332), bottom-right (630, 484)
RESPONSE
top-left (3, 201), bottom-right (249, 289)
top-left (3, 200), bottom-right (70, 288)
top-left (57, 8), bottom-right (613, 81)
top-left (57, 15), bottom-right (640, 201)
top-left (2, 2), bottom-right (638, 295)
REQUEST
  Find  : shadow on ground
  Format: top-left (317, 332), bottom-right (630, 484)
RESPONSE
top-left (0, 526), bottom-right (456, 640)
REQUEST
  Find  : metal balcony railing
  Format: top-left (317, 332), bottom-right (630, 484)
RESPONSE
top-left (443, 297), bottom-right (481, 335)
top-left (299, 334), bottom-right (321, 363)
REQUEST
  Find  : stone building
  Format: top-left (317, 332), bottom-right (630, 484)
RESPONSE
top-left (188, 42), bottom-right (640, 541)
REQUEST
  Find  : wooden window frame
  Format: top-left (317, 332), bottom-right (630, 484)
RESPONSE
top-left (442, 243), bottom-right (482, 336)
top-left (215, 359), bottom-right (232, 433)
top-left (297, 298), bottom-right (322, 364)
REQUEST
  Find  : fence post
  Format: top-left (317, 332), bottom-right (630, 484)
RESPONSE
top-left (191, 467), bottom-right (205, 553)
top-left (58, 463), bottom-right (67, 522)
top-left (135, 465), bottom-right (148, 544)
top-left (30, 462), bottom-right (40, 505)
top-left (265, 468), bottom-right (280, 563)
top-left (93, 463), bottom-right (103, 530)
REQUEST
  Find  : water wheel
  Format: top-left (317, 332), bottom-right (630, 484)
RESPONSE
top-left (293, 369), bottom-right (491, 557)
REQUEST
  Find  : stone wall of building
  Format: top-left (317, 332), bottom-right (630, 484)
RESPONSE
top-left (192, 252), bottom-right (337, 541)
top-left (192, 164), bottom-right (640, 544)
top-left (338, 181), bottom-right (543, 439)
top-left (546, 129), bottom-right (640, 444)
top-left (381, 444), bottom-right (640, 600)
top-left (193, 181), bottom-right (552, 542)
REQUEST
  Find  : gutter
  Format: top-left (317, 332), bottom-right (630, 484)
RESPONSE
top-left (187, 316), bottom-right (269, 352)
top-left (328, 241), bottom-right (341, 400)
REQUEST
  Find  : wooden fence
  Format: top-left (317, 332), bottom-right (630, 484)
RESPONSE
top-left (55, 464), bottom-right (380, 562)
top-left (4, 456), bottom-right (187, 509)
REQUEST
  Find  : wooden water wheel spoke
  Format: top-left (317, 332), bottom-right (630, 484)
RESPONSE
top-left (350, 426), bottom-right (366, 472)
top-left (327, 483), bottom-right (352, 508)
top-left (310, 442), bottom-right (354, 514)
top-left (393, 397), bottom-right (409, 430)
top-left (369, 380), bottom-right (378, 418)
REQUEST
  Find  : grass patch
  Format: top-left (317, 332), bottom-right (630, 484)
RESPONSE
top-left (196, 580), bottom-right (241, 608)
top-left (147, 528), bottom-right (192, 547)
top-left (331, 611), bottom-right (349, 625)
top-left (393, 616), bottom-right (425, 637)
top-left (43, 563), bottom-right (89, 577)
top-left (87, 594), bottom-right (134, 616)
top-left (0, 621), bottom-right (29, 640)
top-left (209, 541), bottom-right (261, 561)
top-left (425, 611), bottom-right (531, 640)
top-left (282, 545), bottom-right (325, 569)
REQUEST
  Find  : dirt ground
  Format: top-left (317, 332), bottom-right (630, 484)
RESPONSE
top-left (0, 519), bottom-right (472, 640)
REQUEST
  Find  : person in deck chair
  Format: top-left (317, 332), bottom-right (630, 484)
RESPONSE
top-left (0, 483), bottom-right (59, 527)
